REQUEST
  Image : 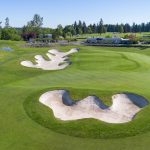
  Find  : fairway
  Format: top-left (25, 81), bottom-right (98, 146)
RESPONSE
top-left (1, 41), bottom-right (150, 150)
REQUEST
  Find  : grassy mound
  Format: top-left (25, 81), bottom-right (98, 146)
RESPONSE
top-left (24, 87), bottom-right (150, 139)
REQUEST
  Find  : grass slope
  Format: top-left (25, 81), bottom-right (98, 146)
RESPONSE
top-left (1, 40), bottom-right (150, 149)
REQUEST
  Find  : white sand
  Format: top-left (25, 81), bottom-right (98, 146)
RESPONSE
top-left (21, 48), bottom-right (79, 70)
top-left (39, 90), bottom-right (148, 123)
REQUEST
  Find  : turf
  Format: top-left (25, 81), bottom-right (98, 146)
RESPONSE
top-left (1, 40), bottom-right (150, 149)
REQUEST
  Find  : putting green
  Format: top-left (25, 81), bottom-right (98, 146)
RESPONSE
top-left (1, 40), bottom-right (150, 150)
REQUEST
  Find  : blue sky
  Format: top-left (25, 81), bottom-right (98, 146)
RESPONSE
top-left (0, 0), bottom-right (150, 28)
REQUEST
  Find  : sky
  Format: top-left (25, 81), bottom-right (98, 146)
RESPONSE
top-left (0, 0), bottom-right (150, 28)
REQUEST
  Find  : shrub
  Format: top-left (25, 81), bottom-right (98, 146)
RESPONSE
top-left (1, 28), bottom-right (21, 41)
top-left (22, 32), bottom-right (36, 41)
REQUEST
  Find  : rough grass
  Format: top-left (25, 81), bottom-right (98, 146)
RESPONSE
top-left (1, 40), bottom-right (150, 149)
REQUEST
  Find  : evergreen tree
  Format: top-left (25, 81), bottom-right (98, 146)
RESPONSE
top-left (87, 26), bottom-right (92, 34)
top-left (98, 18), bottom-right (104, 35)
top-left (82, 21), bottom-right (87, 34)
top-left (132, 23), bottom-right (136, 32)
top-left (93, 23), bottom-right (97, 33)
top-left (103, 26), bottom-right (107, 33)
top-left (118, 25), bottom-right (124, 33)
top-left (5, 17), bottom-right (10, 28)
top-left (73, 21), bottom-right (77, 35)
top-left (77, 20), bottom-right (83, 34)
top-left (124, 23), bottom-right (131, 33)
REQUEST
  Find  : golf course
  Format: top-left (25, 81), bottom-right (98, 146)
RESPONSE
top-left (1, 40), bottom-right (150, 150)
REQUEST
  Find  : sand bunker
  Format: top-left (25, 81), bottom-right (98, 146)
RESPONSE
top-left (39, 90), bottom-right (149, 123)
top-left (21, 48), bottom-right (79, 70)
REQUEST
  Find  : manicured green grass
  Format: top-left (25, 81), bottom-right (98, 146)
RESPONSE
top-left (24, 87), bottom-right (150, 139)
top-left (1, 40), bottom-right (150, 149)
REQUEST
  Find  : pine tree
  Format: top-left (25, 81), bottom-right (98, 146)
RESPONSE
top-left (118, 25), bottom-right (124, 33)
top-left (98, 18), bottom-right (104, 35)
top-left (5, 17), bottom-right (10, 28)
top-left (82, 21), bottom-right (87, 34)
top-left (73, 21), bottom-right (77, 35)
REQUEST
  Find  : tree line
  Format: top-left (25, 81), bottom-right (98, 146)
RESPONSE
top-left (0, 14), bottom-right (150, 41)
top-left (61, 19), bottom-right (150, 35)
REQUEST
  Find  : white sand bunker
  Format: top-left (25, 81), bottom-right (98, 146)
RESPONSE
top-left (39, 90), bottom-right (149, 123)
top-left (21, 48), bottom-right (79, 70)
